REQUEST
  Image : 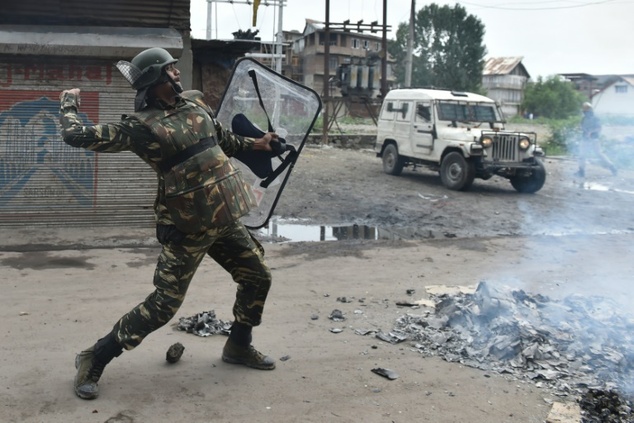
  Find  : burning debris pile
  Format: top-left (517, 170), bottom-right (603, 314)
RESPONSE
top-left (389, 282), bottom-right (634, 403)
top-left (176, 310), bottom-right (231, 337)
top-left (579, 389), bottom-right (633, 423)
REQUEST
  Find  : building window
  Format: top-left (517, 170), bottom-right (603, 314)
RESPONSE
top-left (319, 33), bottom-right (338, 46)
top-left (363, 40), bottom-right (369, 50)
top-left (375, 42), bottom-right (381, 51)
top-left (329, 57), bottom-right (338, 71)
top-left (352, 38), bottom-right (360, 49)
top-left (615, 85), bottom-right (628, 94)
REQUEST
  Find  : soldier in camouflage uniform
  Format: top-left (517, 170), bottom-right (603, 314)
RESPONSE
top-left (59, 47), bottom-right (278, 400)
top-left (575, 102), bottom-right (617, 178)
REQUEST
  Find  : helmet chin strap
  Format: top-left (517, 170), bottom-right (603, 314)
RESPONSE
top-left (168, 74), bottom-right (183, 94)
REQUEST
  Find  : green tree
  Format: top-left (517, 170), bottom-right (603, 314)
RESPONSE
top-left (521, 76), bottom-right (586, 119)
top-left (388, 3), bottom-right (486, 92)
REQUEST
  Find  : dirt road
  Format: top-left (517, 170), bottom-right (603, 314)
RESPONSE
top-left (277, 145), bottom-right (634, 239)
top-left (1, 147), bottom-right (633, 423)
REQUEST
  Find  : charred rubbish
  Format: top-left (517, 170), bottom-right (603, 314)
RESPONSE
top-left (578, 388), bottom-right (633, 423)
top-left (176, 310), bottom-right (232, 337)
top-left (388, 281), bottom-right (634, 415)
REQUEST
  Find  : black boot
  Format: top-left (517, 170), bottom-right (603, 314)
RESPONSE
top-left (222, 322), bottom-right (275, 370)
top-left (74, 332), bottom-right (123, 399)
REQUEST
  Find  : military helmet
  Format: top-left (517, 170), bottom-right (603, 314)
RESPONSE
top-left (116, 47), bottom-right (178, 90)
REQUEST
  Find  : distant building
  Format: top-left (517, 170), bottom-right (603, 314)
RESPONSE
top-left (482, 57), bottom-right (530, 117)
top-left (285, 19), bottom-right (395, 99)
top-left (558, 73), bottom-right (600, 99)
top-left (191, 38), bottom-right (261, 109)
top-left (590, 76), bottom-right (634, 117)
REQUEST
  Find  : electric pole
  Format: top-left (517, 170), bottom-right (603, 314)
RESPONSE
top-left (404, 0), bottom-right (415, 87)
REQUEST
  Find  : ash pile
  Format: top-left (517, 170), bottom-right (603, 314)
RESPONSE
top-left (389, 281), bottom-right (633, 419)
top-left (176, 310), bottom-right (231, 337)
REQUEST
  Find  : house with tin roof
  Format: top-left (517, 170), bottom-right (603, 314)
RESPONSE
top-left (589, 76), bottom-right (634, 117)
top-left (482, 57), bottom-right (530, 117)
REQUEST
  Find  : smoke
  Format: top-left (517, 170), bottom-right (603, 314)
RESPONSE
top-left (392, 281), bottom-right (634, 399)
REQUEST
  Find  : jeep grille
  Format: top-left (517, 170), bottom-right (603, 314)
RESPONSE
top-left (491, 135), bottom-right (518, 161)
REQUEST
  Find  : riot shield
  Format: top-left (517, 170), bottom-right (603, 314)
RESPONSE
top-left (216, 58), bottom-right (322, 229)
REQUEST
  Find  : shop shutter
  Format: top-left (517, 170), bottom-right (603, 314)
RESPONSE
top-left (0, 56), bottom-right (157, 228)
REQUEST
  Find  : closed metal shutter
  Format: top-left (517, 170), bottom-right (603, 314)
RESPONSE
top-left (0, 56), bottom-right (156, 228)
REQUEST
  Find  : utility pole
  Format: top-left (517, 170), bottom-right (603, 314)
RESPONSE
top-left (321, 7), bottom-right (392, 141)
top-left (206, 0), bottom-right (285, 44)
top-left (275, 2), bottom-right (284, 73)
top-left (322, 0), bottom-right (331, 145)
top-left (380, 0), bottom-right (388, 98)
top-left (206, 0), bottom-right (212, 40)
top-left (404, 0), bottom-right (415, 87)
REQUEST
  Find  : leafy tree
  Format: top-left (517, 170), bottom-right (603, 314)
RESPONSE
top-left (521, 76), bottom-right (587, 119)
top-left (388, 3), bottom-right (486, 92)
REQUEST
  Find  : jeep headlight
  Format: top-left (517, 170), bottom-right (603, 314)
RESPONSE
top-left (519, 136), bottom-right (531, 150)
top-left (481, 136), bottom-right (493, 148)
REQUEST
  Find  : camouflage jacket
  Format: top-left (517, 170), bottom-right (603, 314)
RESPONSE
top-left (59, 90), bottom-right (256, 227)
top-left (581, 110), bottom-right (601, 138)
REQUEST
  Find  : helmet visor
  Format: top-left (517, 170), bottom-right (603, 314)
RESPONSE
top-left (116, 60), bottom-right (143, 87)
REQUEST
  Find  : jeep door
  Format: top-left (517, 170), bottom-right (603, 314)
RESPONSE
top-left (393, 100), bottom-right (414, 156)
top-left (411, 101), bottom-right (434, 156)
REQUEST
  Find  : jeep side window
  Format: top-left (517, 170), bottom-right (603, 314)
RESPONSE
top-left (382, 102), bottom-right (397, 120)
top-left (396, 101), bottom-right (411, 122)
top-left (415, 103), bottom-right (431, 123)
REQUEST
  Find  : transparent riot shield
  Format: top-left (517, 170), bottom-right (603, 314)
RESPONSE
top-left (216, 58), bottom-right (322, 229)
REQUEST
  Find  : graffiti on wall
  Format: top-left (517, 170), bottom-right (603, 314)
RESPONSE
top-left (0, 63), bottom-right (114, 88)
top-left (0, 91), bottom-right (99, 209)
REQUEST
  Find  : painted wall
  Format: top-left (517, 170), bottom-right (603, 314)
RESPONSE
top-left (592, 82), bottom-right (634, 117)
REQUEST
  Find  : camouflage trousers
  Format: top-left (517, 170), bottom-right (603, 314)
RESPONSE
top-left (578, 135), bottom-right (616, 173)
top-left (112, 220), bottom-right (271, 350)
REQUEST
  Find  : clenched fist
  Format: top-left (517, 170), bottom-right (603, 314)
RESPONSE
top-left (60, 88), bottom-right (81, 106)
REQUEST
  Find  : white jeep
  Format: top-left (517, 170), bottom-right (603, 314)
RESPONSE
top-left (374, 88), bottom-right (546, 193)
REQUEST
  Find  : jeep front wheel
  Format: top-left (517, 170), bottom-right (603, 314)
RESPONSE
top-left (440, 152), bottom-right (475, 191)
top-left (382, 144), bottom-right (404, 176)
top-left (510, 159), bottom-right (546, 193)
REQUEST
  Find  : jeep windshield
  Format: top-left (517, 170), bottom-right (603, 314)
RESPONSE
top-left (436, 101), bottom-right (503, 124)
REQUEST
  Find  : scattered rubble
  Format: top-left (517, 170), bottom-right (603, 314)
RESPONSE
top-left (371, 367), bottom-right (399, 380)
top-left (176, 310), bottom-right (231, 337)
top-left (546, 401), bottom-right (581, 423)
top-left (166, 342), bottom-right (185, 363)
top-left (329, 309), bottom-right (345, 322)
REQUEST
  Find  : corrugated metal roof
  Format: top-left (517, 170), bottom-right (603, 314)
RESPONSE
top-left (483, 57), bottom-right (524, 76)
top-left (0, 0), bottom-right (190, 30)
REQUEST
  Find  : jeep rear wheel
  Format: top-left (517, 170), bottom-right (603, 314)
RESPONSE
top-left (440, 152), bottom-right (475, 191)
top-left (510, 159), bottom-right (546, 193)
top-left (382, 144), bottom-right (404, 175)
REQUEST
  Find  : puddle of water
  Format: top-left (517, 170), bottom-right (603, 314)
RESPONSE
top-left (256, 217), bottom-right (443, 243)
top-left (582, 182), bottom-right (634, 195)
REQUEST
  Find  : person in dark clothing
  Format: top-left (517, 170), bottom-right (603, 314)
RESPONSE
top-left (59, 47), bottom-right (278, 400)
top-left (576, 102), bottom-right (617, 178)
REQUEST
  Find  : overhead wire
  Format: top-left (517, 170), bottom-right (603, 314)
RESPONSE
top-left (460, 0), bottom-right (619, 11)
